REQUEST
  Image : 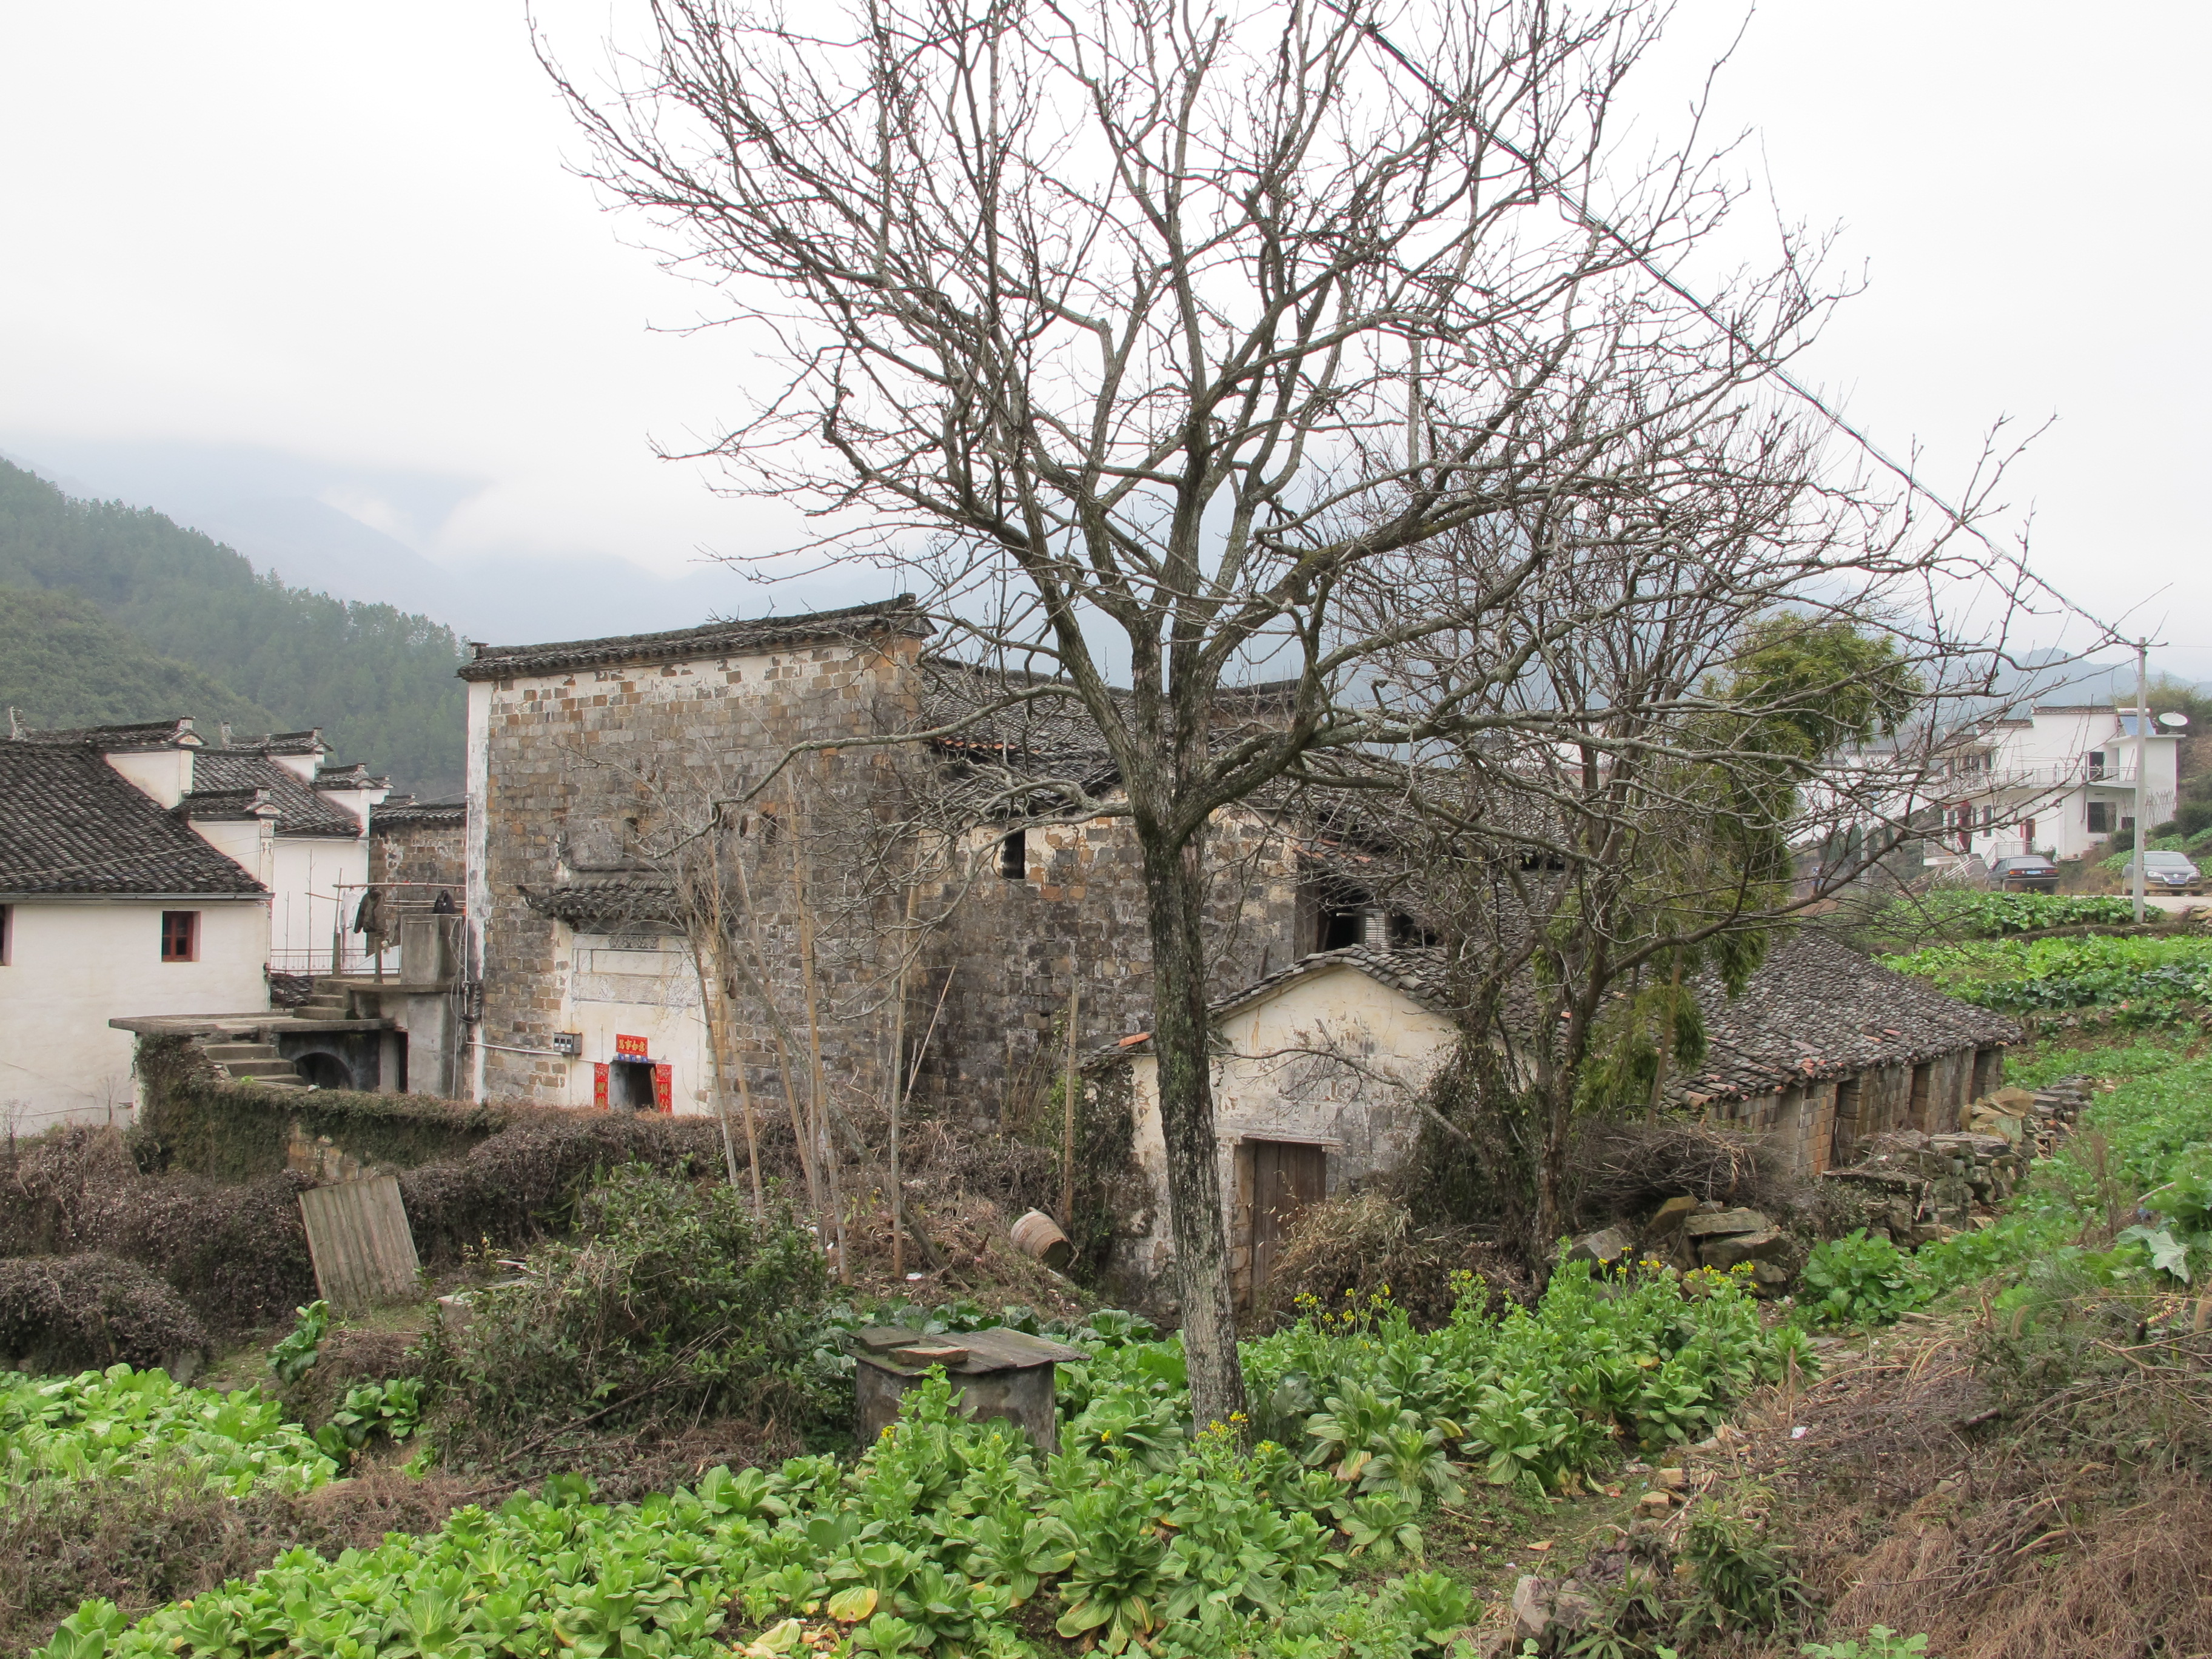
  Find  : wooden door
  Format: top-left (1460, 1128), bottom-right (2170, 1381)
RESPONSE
top-left (1248, 1141), bottom-right (1327, 1302)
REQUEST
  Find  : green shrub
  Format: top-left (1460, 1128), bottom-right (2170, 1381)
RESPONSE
top-left (1798, 1232), bottom-right (1931, 1328)
top-left (414, 1164), bottom-right (834, 1446)
top-left (1803, 1630), bottom-right (1932, 1659)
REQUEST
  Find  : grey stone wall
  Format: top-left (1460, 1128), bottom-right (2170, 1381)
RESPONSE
top-left (1715, 1044), bottom-right (1995, 1176)
top-left (370, 819), bottom-right (464, 894)
top-left (474, 637), bottom-right (925, 1113)
top-left (910, 806), bottom-right (1304, 1124)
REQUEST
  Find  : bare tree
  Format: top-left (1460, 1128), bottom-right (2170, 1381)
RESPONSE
top-left (1315, 462), bottom-right (2079, 1258)
top-left (543, 0), bottom-right (2038, 1427)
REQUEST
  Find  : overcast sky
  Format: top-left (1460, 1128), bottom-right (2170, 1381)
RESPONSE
top-left (0, 2), bottom-right (2204, 677)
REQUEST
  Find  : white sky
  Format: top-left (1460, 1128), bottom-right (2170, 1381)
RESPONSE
top-left (0, 2), bottom-right (2204, 675)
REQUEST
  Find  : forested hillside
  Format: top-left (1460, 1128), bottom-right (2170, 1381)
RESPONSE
top-left (0, 460), bottom-right (464, 792)
top-left (0, 586), bottom-right (281, 736)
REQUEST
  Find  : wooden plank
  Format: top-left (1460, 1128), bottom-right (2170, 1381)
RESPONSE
top-left (299, 1174), bottom-right (421, 1313)
top-left (1249, 1140), bottom-right (1327, 1301)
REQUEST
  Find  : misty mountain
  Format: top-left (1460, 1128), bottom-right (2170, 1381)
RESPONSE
top-left (0, 458), bottom-right (465, 793)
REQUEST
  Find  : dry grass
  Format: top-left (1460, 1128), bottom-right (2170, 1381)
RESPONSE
top-left (1714, 1305), bottom-right (2212, 1659)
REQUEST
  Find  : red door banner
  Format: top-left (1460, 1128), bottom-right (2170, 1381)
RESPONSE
top-left (652, 1064), bottom-right (674, 1114)
top-left (615, 1033), bottom-right (649, 1059)
top-left (593, 1063), bottom-right (609, 1109)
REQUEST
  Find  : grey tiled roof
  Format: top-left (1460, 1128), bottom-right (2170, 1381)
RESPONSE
top-left (14, 717), bottom-right (201, 752)
top-left (313, 762), bottom-right (389, 791)
top-left (373, 796), bottom-right (467, 831)
top-left (518, 878), bottom-right (681, 930)
top-left (1670, 929), bottom-right (2022, 1105)
top-left (193, 752), bottom-right (361, 839)
top-left (458, 596), bottom-right (933, 682)
top-left (0, 742), bottom-right (265, 896)
top-left (176, 787), bottom-right (280, 822)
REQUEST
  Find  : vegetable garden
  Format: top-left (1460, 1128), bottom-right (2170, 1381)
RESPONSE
top-left (22, 1261), bottom-right (1809, 1659)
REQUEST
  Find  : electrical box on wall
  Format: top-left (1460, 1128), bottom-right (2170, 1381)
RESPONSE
top-left (552, 1032), bottom-right (582, 1057)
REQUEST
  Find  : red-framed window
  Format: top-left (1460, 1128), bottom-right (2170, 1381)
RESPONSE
top-left (160, 910), bottom-right (198, 963)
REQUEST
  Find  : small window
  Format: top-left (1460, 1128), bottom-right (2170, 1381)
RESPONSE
top-left (2087, 800), bottom-right (2113, 834)
top-left (997, 828), bottom-right (1027, 879)
top-left (160, 910), bottom-right (198, 963)
top-left (0, 903), bottom-right (10, 965)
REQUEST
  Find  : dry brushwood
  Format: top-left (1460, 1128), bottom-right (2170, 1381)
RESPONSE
top-left (1570, 1117), bottom-right (1780, 1218)
top-left (1253, 1190), bottom-right (1532, 1333)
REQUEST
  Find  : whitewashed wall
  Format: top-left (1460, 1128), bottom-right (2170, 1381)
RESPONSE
top-left (1119, 962), bottom-right (1458, 1292)
top-left (0, 898), bottom-right (267, 1131)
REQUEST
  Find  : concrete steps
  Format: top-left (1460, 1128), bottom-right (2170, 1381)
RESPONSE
top-left (292, 982), bottom-right (350, 1021)
top-left (202, 1039), bottom-right (308, 1088)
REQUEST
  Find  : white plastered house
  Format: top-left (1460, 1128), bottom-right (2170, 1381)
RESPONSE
top-left (1092, 931), bottom-right (2019, 1307)
top-left (1938, 704), bottom-right (2180, 865)
top-left (0, 719), bottom-right (390, 1128)
top-left (1100, 947), bottom-right (1462, 1306)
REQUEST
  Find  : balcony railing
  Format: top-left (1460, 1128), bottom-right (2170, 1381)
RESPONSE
top-left (268, 882), bottom-right (464, 978)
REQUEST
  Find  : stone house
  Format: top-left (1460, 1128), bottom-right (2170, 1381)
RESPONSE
top-left (1667, 930), bottom-right (2020, 1173)
top-left (454, 599), bottom-right (1342, 1122)
top-left (1087, 929), bottom-right (2019, 1304)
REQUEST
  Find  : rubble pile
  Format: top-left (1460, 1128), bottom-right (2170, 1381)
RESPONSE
top-left (1571, 1197), bottom-right (1797, 1292)
top-left (1822, 1079), bottom-right (2083, 1244)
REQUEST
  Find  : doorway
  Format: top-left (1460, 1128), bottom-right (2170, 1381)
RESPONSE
top-left (1246, 1139), bottom-right (1327, 1304)
top-left (608, 1059), bottom-right (657, 1111)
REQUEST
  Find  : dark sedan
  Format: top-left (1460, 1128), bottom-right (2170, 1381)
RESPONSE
top-left (1990, 854), bottom-right (2060, 892)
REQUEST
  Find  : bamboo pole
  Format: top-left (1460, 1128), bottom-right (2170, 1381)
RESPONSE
top-left (728, 820), bottom-right (822, 1213)
top-left (791, 809), bottom-right (850, 1283)
top-left (1060, 974), bottom-right (1081, 1225)
top-left (885, 881), bottom-right (916, 1279)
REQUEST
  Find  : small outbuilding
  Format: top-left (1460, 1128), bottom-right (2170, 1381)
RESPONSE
top-left (847, 1325), bottom-right (1086, 1453)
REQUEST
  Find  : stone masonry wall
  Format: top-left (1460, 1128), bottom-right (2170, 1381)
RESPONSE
top-left (474, 636), bottom-right (925, 1115)
top-left (911, 805), bottom-right (1304, 1125)
top-left (370, 819), bottom-right (464, 894)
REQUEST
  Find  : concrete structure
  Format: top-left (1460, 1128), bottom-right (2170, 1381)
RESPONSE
top-left (1939, 703), bottom-right (2182, 865)
top-left (848, 1325), bottom-right (1084, 1453)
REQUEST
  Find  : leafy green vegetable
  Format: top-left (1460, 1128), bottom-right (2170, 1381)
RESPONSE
top-left (1, 1366), bottom-right (335, 1497)
top-left (1798, 1232), bottom-right (1931, 1328)
top-left (1879, 934), bottom-right (2212, 1025)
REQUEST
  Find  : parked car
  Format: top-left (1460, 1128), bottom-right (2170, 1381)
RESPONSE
top-left (1989, 854), bottom-right (2060, 892)
top-left (2134, 850), bottom-right (2205, 894)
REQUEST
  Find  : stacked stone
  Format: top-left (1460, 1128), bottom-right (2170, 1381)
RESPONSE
top-left (2023, 1076), bottom-right (2088, 1157)
top-left (1823, 1124), bottom-right (2033, 1244)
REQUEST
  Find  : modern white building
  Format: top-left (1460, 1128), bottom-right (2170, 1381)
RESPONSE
top-left (0, 719), bottom-right (391, 1128)
top-left (1937, 703), bottom-right (2181, 865)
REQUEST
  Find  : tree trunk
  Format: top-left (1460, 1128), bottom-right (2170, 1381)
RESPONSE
top-left (1140, 830), bottom-right (1247, 1436)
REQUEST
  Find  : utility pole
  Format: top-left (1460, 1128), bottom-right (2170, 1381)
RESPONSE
top-left (2134, 638), bottom-right (2150, 925)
